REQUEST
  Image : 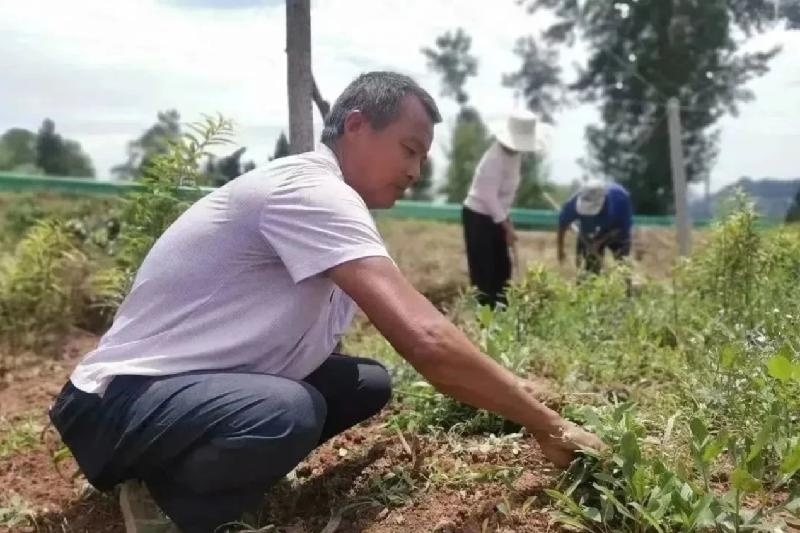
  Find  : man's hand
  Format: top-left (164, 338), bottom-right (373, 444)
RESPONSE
top-left (501, 219), bottom-right (517, 245)
top-left (328, 256), bottom-right (605, 469)
top-left (531, 420), bottom-right (607, 468)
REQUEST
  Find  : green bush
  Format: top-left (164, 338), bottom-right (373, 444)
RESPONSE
top-left (0, 220), bottom-right (91, 355)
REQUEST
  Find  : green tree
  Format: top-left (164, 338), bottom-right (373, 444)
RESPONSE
top-left (786, 187), bottom-right (800, 223)
top-left (443, 108), bottom-right (490, 203)
top-left (0, 129), bottom-right (37, 171)
top-left (512, 0), bottom-right (791, 215)
top-left (35, 119), bottom-right (95, 178)
top-left (269, 131), bottom-right (290, 161)
top-left (423, 29), bottom-right (489, 203)
top-left (113, 110), bottom-right (181, 180)
top-left (514, 153), bottom-right (553, 209)
top-left (407, 158), bottom-right (434, 201)
top-left (421, 28), bottom-right (478, 106)
top-left (503, 37), bottom-right (563, 124)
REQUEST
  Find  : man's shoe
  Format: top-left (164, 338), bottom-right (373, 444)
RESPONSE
top-left (119, 480), bottom-right (179, 533)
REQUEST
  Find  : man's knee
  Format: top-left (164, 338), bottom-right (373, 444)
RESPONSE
top-left (169, 379), bottom-right (327, 493)
top-left (359, 360), bottom-right (392, 416)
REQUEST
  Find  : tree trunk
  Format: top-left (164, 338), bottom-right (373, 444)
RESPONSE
top-left (286, 0), bottom-right (314, 154)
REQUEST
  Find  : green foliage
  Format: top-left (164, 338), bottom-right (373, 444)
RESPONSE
top-left (204, 146), bottom-right (251, 187)
top-left (0, 220), bottom-right (91, 355)
top-left (503, 37), bottom-right (562, 124)
top-left (386, 199), bottom-right (800, 529)
top-left (514, 153), bottom-right (554, 209)
top-left (1, 193), bottom-right (120, 246)
top-left (549, 405), bottom-right (800, 532)
top-left (407, 158), bottom-right (434, 201)
top-left (441, 107), bottom-right (491, 203)
top-left (516, 0), bottom-right (785, 214)
top-left (786, 187), bottom-right (800, 223)
top-left (0, 414), bottom-right (42, 459)
top-left (35, 119), bottom-right (95, 178)
top-left (0, 128), bottom-right (36, 171)
top-left (0, 115), bottom-right (234, 357)
top-left (270, 132), bottom-right (291, 161)
top-left (113, 110), bottom-right (182, 180)
top-left (0, 122), bottom-right (94, 177)
top-left (421, 28), bottom-right (478, 106)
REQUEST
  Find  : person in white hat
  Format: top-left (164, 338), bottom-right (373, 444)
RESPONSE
top-left (462, 111), bottom-right (537, 307)
top-left (557, 179), bottom-right (634, 273)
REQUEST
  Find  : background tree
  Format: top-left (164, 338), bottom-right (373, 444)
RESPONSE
top-left (514, 153), bottom-right (555, 209)
top-left (269, 132), bottom-right (291, 161)
top-left (511, 0), bottom-right (793, 214)
top-left (113, 110), bottom-right (181, 180)
top-left (34, 119), bottom-right (95, 178)
top-left (0, 129), bottom-right (37, 171)
top-left (422, 28), bottom-right (489, 203)
top-left (786, 187), bottom-right (800, 223)
top-left (407, 158), bottom-right (435, 201)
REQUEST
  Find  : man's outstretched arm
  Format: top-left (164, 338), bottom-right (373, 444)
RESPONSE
top-left (329, 256), bottom-right (605, 467)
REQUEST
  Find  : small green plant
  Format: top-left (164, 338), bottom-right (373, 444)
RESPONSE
top-left (0, 219), bottom-right (91, 355)
top-left (0, 414), bottom-right (42, 458)
top-left (0, 492), bottom-right (35, 529)
top-left (548, 404), bottom-right (800, 532)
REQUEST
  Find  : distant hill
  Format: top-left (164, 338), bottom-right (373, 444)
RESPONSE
top-left (690, 177), bottom-right (800, 221)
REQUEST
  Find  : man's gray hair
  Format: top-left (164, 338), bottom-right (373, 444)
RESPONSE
top-left (321, 71), bottom-right (442, 147)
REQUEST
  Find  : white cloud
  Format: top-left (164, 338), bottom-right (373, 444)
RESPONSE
top-left (1, 0), bottom-right (798, 192)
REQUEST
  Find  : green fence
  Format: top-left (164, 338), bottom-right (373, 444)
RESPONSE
top-left (0, 172), bottom-right (706, 230)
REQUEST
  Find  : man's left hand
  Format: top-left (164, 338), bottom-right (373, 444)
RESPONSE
top-left (501, 219), bottom-right (517, 245)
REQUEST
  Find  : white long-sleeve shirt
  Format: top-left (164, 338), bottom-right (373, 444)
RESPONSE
top-left (463, 142), bottom-right (521, 223)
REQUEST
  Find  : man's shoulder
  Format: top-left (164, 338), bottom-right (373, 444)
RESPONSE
top-left (608, 182), bottom-right (630, 197)
top-left (236, 149), bottom-right (350, 199)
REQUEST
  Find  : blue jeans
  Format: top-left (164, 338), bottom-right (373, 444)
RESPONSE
top-left (49, 354), bottom-right (391, 533)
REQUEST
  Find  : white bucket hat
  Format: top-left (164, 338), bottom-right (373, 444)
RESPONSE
top-left (576, 179), bottom-right (608, 216)
top-left (495, 111), bottom-right (537, 153)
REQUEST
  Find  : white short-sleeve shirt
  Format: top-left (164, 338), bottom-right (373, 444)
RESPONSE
top-left (70, 144), bottom-right (390, 395)
top-left (464, 142), bottom-right (521, 223)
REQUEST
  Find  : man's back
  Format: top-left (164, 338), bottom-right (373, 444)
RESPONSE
top-left (70, 147), bottom-right (388, 395)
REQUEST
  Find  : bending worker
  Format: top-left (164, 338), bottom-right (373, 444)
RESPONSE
top-left (557, 179), bottom-right (634, 273)
top-left (49, 73), bottom-right (603, 533)
top-left (462, 111), bottom-right (537, 307)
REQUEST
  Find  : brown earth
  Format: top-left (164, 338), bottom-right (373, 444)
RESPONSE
top-left (1, 334), bottom-right (564, 533)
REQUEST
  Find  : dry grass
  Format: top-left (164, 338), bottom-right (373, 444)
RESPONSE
top-left (378, 218), bottom-right (702, 304)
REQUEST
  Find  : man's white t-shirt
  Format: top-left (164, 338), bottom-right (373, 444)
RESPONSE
top-left (464, 142), bottom-right (521, 223)
top-left (70, 144), bottom-right (390, 395)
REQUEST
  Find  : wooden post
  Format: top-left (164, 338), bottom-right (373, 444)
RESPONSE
top-left (667, 97), bottom-right (691, 256)
top-left (286, 0), bottom-right (314, 154)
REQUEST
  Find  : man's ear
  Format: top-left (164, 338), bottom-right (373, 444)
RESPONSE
top-left (343, 110), bottom-right (367, 137)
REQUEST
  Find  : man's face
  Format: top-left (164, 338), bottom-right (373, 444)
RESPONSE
top-left (338, 95), bottom-right (434, 209)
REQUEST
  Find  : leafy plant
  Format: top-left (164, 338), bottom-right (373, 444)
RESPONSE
top-left (91, 114), bottom-right (234, 318)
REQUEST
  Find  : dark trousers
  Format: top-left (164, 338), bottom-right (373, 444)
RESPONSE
top-left (49, 354), bottom-right (391, 533)
top-left (462, 206), bottom-right (511, 308)
top-left (576, 235), bottom-right (631, 274)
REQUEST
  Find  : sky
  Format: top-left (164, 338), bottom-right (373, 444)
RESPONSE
top-left (1, 0), bottom-right (798, 194)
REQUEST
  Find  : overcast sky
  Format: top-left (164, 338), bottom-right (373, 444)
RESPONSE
top-left (1, 0), bottom-right (798, 193)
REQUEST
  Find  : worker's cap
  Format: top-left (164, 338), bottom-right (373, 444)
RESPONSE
top-left (576, 179), bottom-right (608, 216)
top-left (495, 110), bottom-right (537, 153)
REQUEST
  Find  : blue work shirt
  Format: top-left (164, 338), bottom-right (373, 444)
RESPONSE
top-left (559, 183), bottom-right (633, 241)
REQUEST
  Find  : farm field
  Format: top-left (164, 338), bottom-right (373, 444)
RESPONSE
top-left (1, 188), bottom-right (799, 532)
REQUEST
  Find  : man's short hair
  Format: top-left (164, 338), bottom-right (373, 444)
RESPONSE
top-left (321, 71), bottom-right (442, 147)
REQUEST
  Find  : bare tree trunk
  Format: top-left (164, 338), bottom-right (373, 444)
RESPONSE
top-left (312, 75), bottom-right (330, 119)
top-left (286, 0), bottom-right (314, 154)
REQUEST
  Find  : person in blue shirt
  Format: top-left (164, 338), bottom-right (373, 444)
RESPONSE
top-left (557, 180), bottom-right (633, 273)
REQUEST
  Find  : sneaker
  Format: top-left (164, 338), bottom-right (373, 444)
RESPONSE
top-left (119, 480), bottom-right (180, 533)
